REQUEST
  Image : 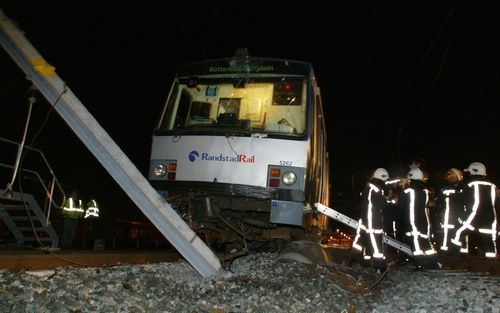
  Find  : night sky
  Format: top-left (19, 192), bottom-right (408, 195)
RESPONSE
top-left (0, 1), bottom-right (499, 220)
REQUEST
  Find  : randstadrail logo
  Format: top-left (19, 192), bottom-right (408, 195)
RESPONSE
top-left (188, 151), bottom-right (199, 162)
top-left (187, 150), bottom-right (255, 164)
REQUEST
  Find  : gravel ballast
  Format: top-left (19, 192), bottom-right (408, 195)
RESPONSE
top-left (0, 252), bottom-right (498, 313)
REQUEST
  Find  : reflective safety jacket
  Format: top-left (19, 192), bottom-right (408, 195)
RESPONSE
top-left (62, 197), bottom-right (84, 219)
top-left (85, 199), bottom-right (100, 219)
top-left (436, 183), bottom-right (463, 250)
top-left (400, 180), bottom-right (431, 239)
top-left (359, 179), bottom-right (388, 231)
top-left (399, 180), bottom-right (437, 256)
top-left (352, 178), bottom-right (389, 258)
top-left (457, 177), bottom-right (497, 238)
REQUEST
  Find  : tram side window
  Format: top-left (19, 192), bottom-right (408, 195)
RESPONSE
top-left (157, 82), bottom-right (180, 131)
top-left (174, 92), bottom-right (191, 129)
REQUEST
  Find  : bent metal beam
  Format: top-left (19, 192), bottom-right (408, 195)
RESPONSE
top-left (0, 8), bottom-right (221, 278)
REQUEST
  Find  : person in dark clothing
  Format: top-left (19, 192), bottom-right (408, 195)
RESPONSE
top-left (409, 157), bottom-right (442, 245)
top-left (399, 168), bottom-right (439, 270)
top-left (83, 198), bottom-right (100, 249)
top-left (383, 180), bottom-right (409, 263)
top-left (451, 162), bottom-right (497, 258)
top-left (435, 168), bottom-right (464, 254)
top-left (349, 168), bottom-right (391, 272)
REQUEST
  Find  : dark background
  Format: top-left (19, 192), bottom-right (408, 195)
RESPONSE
top-left (1, 1), bottom-right (499, 222)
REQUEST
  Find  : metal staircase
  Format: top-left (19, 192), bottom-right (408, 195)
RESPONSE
top-left (0, 190), bottom-right (59, 248)
top-left (0, 137), bottom-right (66, 249)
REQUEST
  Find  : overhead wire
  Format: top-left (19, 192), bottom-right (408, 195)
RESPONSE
top-left (367, 0), bottom-right (463, 165)
top-left (167, 2), bottom-right (207, 59)
top-left (396, 0), bottom-right (465, 162)
top-left (3, 86), bottom-right (36, 196)
top-left (207, 3), bottom-right (234, 51)
top-left (27, 83), bottom-right (67, 147)
top-left (14, 85), bottom-right (65, 239)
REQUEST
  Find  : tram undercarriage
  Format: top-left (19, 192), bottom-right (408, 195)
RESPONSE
top-left (167, 192), bottom-right (316, 254)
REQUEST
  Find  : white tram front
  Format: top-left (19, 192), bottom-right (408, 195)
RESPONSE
top-left (149, 51), bottom-right (330, 251)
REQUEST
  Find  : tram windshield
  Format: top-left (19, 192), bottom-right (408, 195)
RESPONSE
top-left (156, 75), bottom-right (308, 136)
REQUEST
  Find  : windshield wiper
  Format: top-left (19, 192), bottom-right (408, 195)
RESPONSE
top-left (172, 124), bottom-right (215, 136)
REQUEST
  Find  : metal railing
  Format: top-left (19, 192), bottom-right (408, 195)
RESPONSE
top-left (0, 136), bottom-right (66, 225)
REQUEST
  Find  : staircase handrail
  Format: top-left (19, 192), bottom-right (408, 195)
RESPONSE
top-left (0, 136), bottom-right (66, 209)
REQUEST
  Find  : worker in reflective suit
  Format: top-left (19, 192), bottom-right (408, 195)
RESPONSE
top-left (349, 168), bottom-right (391, 272)
top-left (451, 162), bottom-right (497, 258)
top-left (435, 168), bottom-right (464, 254)
top-left (61, 190), bottom-right (84, 250)
top-left (399, 168), bottom-right (439, 270)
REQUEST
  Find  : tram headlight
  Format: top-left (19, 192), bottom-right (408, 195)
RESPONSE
top-left (154, 164), bottom-right (167, 177)
top-left (282, 171), bottom-right (297, 186)
top-left (267, 165), bottom-right (303, 189)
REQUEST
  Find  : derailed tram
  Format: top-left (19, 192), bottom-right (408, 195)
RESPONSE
top-left (148, 51), bottom-right (330, 252)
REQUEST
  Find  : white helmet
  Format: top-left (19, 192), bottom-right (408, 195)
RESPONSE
top-left (448, 168), bottom-right (463, 181)
top-left (407, 168), bottom-right (424, 181)
top-left (466, 162), bottom-right (486, 176)
top-left (372, 168), bottom-right (389, 181)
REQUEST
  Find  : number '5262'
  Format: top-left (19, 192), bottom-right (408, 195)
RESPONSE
top-left (279, 160), bottom-right (292, 166)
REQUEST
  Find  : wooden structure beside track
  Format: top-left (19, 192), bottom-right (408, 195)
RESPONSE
top-left (0, 250), bottom-right (182, 270)
top-left (437, 255), bottom-right (500, 275)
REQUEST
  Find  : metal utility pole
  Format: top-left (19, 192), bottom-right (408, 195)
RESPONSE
top-left (0, 8), bottom-right (221, 277)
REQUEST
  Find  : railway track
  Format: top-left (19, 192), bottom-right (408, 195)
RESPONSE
top-left (0, 244), bottom-right (497, 281)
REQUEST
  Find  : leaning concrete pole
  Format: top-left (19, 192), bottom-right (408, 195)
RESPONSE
top-left (0, 8), bottom-right (221, 278)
